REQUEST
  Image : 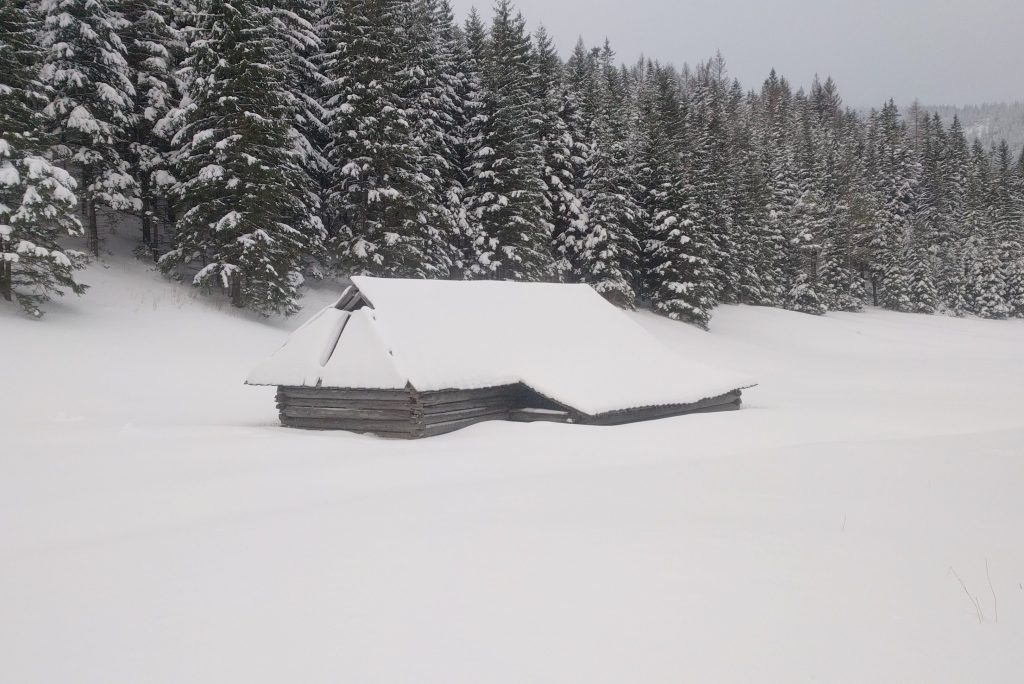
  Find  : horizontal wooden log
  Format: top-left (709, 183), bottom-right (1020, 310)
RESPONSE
top-left (279, 386), bottom-right (415, 402)
top-left (280, 416), bottom-right (419, 438)
top-left (418, 385), bottom-right (517, 406)
top-left (280, 414), bottom-right (419, 435)
top-left (278, 396), bottom-right (420, 412)
top-left (415, 396), bottom-right (512, 414)
top-left (421, 414), bottom-right (506, 438)
top-left (420, 406), bottom-right (509, 426)
top-left (278, 393), bottom-right (511, 415)
top-left (281, 405), bottom-right (416, 421)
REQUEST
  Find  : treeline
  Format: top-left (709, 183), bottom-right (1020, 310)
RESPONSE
top-left (2, 0), bottom-right (1023, 324)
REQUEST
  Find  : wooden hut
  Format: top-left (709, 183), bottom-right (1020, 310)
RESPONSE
top-left (247, 277), bottom-right (753, 438)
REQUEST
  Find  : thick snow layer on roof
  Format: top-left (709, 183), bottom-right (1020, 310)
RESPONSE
top-left (246, 277), bottom-right (753, 416)
top-left (319, 308), bottom-right (407, 390)
top-left (246, 307), bottom-right (349, 388)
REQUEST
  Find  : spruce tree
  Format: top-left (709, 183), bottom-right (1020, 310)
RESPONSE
top-left (636, 63), bottom-right (713, 327)
top-left (688, 56), bottom-right (734, 303)
top-left (937, 115), bottom-right (972, 313)
top-left (870, 101), bottom-right (923, 311)
top-left (963, 141), bottom-right (1007, 318)
top-left (159, 0), bottom-right (323, 315)
top-left (417, 0), bottom-right (474, 276)
top-left (534, 28), bottom-right (586, 279)
top-left (267, 0), bottom-right (328, 184)
top-left (463, 0), bottom-right (552, 280)
top-left (902, 231), bottom-right (938, 314)
top-left (785, 92), bottom-right (826, 315)
top-left (322, 0), bottom-right (449, 278)
top-left (569, 40), bottom-right (641, 307)
top-left (121, 0), bottom-right (185, 254)
top-left (757, 70), bottom-right (798, 307)
top-left (1, 0), bottom-right (86, 316)
top-left (731, 110), bottom-right (773, 305)
top-left (38, 0), bottom-right (139, 256)
top-left (443, 6), bottom-right (487, 275)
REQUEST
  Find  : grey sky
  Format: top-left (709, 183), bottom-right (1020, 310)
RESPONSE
top-left (449, 0), bottom-right (1024, 107)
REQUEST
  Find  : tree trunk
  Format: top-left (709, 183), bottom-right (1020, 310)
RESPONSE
top-left (156, 201), bottom-right (176, 263)
top-left (87, 200), bottom-right (99, 257)
top-left (230, 272), bottom-right (244, 308)
top-left (141, 195), bottom-right (152, 246)
top-left (1, 256), bottom-right (11, 302)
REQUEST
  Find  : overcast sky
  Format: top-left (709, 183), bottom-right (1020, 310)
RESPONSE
top-left (449, 0), bottom-right (1024, 108)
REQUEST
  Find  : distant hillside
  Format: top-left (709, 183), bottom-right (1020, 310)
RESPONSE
top-left (921, 102), bottom-right (1024, 151)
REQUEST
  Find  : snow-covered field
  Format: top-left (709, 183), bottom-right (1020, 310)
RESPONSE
top-left (3, 237), bottom-right (1024, 683)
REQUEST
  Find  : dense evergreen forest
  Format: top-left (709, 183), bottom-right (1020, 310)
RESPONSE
top-left (2, 0), bottom-right (1023, 324)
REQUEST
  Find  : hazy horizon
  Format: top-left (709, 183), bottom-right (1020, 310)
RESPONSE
top-left (449, 0), bottom-right (1023, 109)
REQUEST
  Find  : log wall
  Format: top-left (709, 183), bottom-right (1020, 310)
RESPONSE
top-left (275, 385), bottom-right (743, 438)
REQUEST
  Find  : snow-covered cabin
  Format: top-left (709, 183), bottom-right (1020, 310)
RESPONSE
top-left (247, 277), bottom-right (753, 438)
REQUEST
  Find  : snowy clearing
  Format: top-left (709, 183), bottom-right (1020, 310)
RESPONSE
top-left (2, 240), bottom-right (1024, 683)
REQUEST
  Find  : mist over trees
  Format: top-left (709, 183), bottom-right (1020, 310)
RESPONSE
top-left (2, 0), bottom-right (1023, 324)
top-left (917, 102), bottom-right (1024, 151)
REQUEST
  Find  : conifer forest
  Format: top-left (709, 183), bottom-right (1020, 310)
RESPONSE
top-left (3, 0), bottom-right (1024, 325)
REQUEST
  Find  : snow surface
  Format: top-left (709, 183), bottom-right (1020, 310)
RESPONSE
top-left (3, 235), bottom-right (1024, 683)
top-left (248, 276), bottom-right (753, 415)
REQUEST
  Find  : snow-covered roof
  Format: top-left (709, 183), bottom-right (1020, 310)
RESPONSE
top-left (247, 277), bottom-right (753, 416)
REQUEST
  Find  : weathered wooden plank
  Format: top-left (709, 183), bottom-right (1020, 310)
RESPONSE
top-left (278, 396), bottom-right (420, 412)
top-left (279, 390), bottom-right (513, 415)
top-left (279, 414), bottom-right (419, 435)
top-left (580, 392), bottom-right (741, 426)
top-left (602, 390), bottom-right (739, 417)
top-left (415, 396), bottom-right (512, 413)
top-left (280, 416), bottom-right (419, 438)
top-left (418, 385), bottom-right (517, 406)
top-left (507, 408), bottom-right (574, 424)
top-left (279, 386), bottom-right (415, 402)
top-left (420, 414), bottom-right (505, 438)
top-left (276, 389), bottom-right (411, 405)
top-left (420, 406), bottom-right (509, 425)
top-left (281, 406), bottom-right (416, 421)
top-left (276, 397), bottom-right (419, 413)
top-left (333, 285), bottom-right (358, 311)
top-left (279, 417), bottom-right (416, 432)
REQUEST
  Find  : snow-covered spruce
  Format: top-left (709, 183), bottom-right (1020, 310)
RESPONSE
top-left (159, 0), bottom-right (323, 315)
top-left (534, 28), bottom-right (587, 281)
top-left (636, 62), bottom-right (714, 328)
top-left (320, 0), bottom-right (453, 278)
top-left (37, 0), bottom-right (140, 257)
top-left (121, 0), bottom-right (186, 251)
top-left (462, 0), bottom-right (554, 281)
top-left (0, 0), bottom-right (85, 316)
